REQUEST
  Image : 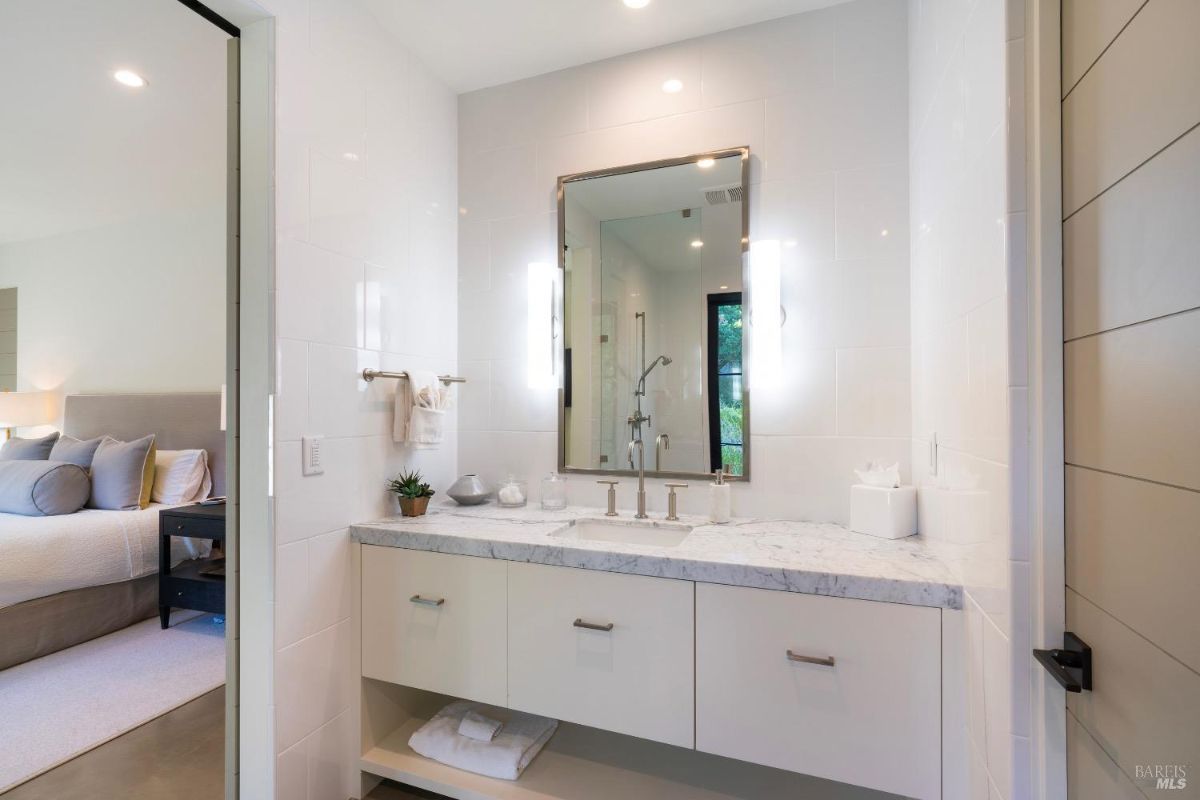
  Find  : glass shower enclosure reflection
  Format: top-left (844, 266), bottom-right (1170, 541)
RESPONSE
top-left (559, 149), bottom-right (748, 479)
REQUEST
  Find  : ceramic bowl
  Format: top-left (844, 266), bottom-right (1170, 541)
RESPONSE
top-left (447, 473), bottom-right (492, 505)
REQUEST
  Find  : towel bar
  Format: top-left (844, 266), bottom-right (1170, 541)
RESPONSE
top-left (362, 369), bottom-right (466, 385)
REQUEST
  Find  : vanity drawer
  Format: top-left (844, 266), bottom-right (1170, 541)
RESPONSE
top-left (507, 562), bottom-right (694, 748)
top-left (361, 547), bottom-right (507, 706)
top-left (696, 583), bottom-right (941, 799)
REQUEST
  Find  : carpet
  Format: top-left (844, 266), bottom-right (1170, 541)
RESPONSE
top-left (0, 611), bottom-right (226, 793)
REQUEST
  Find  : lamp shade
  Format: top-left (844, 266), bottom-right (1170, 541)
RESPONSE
top-left (0, 391), bottom-right (57, 428)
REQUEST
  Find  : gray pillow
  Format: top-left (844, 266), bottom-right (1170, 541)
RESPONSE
top-left (49, 435), bottom-right (105, 469)
top-left (0, 460), bottom-right (90, 516)
top-left (88, 435), bottom-right (156, 510)
top-left (0, 432), bottom-right (60, 461)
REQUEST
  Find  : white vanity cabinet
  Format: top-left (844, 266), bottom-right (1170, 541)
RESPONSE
top-left (695, 583), bottom-right (942, 799)
top-left (507, 562), bottom-right (694, 748)
top-left (359, 545), bottom-right (947, 799)
top-left (361, 547), bottom-right (508, 706)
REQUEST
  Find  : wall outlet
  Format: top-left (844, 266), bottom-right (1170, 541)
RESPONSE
top-left (302, 435), bottom-right (324, 476)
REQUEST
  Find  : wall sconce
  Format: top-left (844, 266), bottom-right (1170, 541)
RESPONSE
top-left (748, 240), bottom-right (783, 389)
top-left (527, 262), bottom-right (557, 390)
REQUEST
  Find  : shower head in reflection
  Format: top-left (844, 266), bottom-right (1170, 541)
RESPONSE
top-left (636, 354), bottom-right (673, 396)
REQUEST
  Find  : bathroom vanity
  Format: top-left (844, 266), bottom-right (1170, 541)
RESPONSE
top-left (351, 505), bottom-right (964, 800)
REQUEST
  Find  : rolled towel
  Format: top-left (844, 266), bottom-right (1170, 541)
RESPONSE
top-left (409, 700), bottom-right (557, 781)
top-left (458, 709), bottom-right (503, 742)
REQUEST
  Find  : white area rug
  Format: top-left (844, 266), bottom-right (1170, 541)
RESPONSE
top-left (0, 611), bottom-right (226, 793)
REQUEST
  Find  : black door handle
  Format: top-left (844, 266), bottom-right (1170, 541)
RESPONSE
top-left (1033, 631), bottom-right (1092, 692)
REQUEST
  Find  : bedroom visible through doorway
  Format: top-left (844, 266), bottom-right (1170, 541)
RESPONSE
top-left (0, 0), bottom-right (235, 794)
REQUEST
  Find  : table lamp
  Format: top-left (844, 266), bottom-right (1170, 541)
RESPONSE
top-left (0, 391), bottom-right (57, 440)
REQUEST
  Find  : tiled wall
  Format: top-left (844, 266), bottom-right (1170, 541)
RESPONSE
top-left (263, 1), bottom-right (458, 797)
top-left (457, 0), bottom-right (911, 523)
top-left (907, 0), bottom-right (1028, 797)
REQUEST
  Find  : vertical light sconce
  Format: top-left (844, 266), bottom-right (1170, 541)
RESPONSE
top-left (527, 262), bottom-right (557, 390)
top-left (749, 239), bottom-right (782, 389)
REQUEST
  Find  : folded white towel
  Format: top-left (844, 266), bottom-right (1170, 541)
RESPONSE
top-left (458, 709), bottom-right (503, 742)
top-left (408, 700), bottom-right (557, 781)
top-left (392, 370), bottom-right (450, 447)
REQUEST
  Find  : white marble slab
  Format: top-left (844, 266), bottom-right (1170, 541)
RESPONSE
top-left (351, 503), bottom-right (964, 609)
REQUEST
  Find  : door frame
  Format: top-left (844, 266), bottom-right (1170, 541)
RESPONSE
top-left (177, 2), bottom-right (274, 798)
top-left (1026, 1), bottom-right (1067, 797)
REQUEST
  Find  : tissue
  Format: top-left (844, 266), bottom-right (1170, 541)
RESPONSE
top-left (854, 461), bottom-right (901, 489)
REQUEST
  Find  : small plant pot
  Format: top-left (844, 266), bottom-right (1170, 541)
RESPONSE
top-left (398, 496), bottom-right (430, 517)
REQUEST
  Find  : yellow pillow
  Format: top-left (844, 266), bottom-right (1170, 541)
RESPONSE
top-left (140, 439), bottom-right (157, 509)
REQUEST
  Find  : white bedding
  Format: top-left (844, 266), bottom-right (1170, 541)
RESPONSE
top-left (0, 504), bottom-right (210, 610)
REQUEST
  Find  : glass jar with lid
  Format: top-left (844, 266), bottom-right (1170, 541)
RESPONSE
top-left (541, 473), bottom-right (567, 510)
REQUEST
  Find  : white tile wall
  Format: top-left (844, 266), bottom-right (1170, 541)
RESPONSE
top-left (458, 0), bottom-right (911, 525)
top-left (908, 0), bottom-right (1028, 797)
top-left (262, 1), bottom-right (459, 797)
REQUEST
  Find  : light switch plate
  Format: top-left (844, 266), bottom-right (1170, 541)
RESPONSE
top-left (302, 435), bottom-right (324, 476)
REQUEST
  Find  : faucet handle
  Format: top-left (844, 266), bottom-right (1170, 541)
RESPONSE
top-left (596, 480), bottom-right (619, 516)
top-left (664, 483), bottom-right (688, 521)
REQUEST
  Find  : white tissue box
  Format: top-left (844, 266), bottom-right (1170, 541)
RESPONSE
top-left (849, 484), bottom-right (917, 539)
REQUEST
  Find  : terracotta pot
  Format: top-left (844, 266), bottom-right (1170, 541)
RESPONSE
top-left (398, 496), bottom-right (430, 517)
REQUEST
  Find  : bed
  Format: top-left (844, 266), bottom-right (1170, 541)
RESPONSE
top-left (0, 393), bottom-right (225, 670)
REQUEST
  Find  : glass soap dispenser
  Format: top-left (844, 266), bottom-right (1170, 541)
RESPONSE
top-left (541, 473), bottom-right (568, 510)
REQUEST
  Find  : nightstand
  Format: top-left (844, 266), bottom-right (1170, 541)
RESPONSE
top-left (159, 502), bottom-right (226, 628)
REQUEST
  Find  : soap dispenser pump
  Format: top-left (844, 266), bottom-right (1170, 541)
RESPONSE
top-left (709, 467), bottom-right (731, 524)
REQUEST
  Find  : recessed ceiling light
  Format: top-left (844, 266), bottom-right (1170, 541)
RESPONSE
top-left (661, 78), bottom-right (683, 94)
top-left (696, 158), bottom-right (715, 169)
top-left (880, 228), bottom-right (889, 237)
top-left (113, 69), bottom-right (146, 88)
top-left (623, 0), bottom-right (651, 8)
top-left (342, 152), bottom-right (360, 162)
top-left (691, 240), bottom-right (704, 248)
top-left (719, 284), bottom-right (729, 290)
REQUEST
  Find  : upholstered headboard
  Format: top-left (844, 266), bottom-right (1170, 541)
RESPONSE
top-left (62, 393), bottom-right (226, 497)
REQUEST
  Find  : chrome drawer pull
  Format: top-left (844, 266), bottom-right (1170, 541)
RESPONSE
top-left (409, 594), bottom-right (445, 607)
top-left (573, 618), bottom-right (614, 632)
top-left (787, 649), bottom-right (835, 667)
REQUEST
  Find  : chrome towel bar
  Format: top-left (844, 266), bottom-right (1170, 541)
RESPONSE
top-left (362, 369), bottom-right (466, 385)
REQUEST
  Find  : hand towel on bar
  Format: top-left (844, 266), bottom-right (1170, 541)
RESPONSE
top-left (458, 709), bottom-right (503, 742)
top-left (408, 700), bottom-right (557, 781)
top-left (392, 370), bottom-right (449, 447)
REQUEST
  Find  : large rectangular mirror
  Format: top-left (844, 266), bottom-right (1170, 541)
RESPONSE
top-left (558, 147), bottom-right (749, 480)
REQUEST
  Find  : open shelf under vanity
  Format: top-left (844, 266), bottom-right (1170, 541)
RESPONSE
top-left (360, 682), bottom-right (892, 800)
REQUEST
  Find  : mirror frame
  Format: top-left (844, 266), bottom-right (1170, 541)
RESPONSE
top-left (555, 146), bottom-right (751, 482)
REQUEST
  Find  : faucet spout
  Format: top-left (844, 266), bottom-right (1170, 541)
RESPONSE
top-left (628, 439), bottom-right (647, 519)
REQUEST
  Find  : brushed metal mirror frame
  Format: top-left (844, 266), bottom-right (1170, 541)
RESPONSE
top-left (556, 146), bottom-right (751, 482)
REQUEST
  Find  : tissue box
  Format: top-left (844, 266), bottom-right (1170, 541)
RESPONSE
top-left (849, 484), bottom-right (917, 539)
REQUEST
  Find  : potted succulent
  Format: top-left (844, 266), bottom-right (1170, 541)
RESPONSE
top-left (388, 469), bottom-right (435, 517)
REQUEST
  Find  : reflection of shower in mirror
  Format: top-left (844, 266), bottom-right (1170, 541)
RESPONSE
top-left (636, 354), bottom-right (672, 397)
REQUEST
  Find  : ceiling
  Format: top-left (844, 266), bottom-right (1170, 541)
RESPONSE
top-left (0, 0), bottom-right (228, 244)
top-left (365, 0), bottom-right (850, 93)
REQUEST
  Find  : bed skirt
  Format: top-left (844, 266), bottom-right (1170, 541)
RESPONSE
top-left (0, 575), bottom-right (158, 671)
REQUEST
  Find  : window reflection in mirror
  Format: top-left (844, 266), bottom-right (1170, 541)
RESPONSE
top-left (560, 149), bottom-right (748, 480)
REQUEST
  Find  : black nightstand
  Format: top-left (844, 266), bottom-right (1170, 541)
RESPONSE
top-left (159, 502), bottom-right (226, 628)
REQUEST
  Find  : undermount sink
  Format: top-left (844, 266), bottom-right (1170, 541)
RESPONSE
top-left (552, 518), bottom-right (694, 548)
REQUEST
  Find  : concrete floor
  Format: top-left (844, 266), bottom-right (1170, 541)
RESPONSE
top-left (4, 687), bottom-right (224, 800)
top-left (3, 686), bottom-right (450, 800)
top-left (366, 781), bottom-right (448, 799)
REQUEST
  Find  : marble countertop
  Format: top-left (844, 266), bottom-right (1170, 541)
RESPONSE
top-left (350, 502), bottom-right (964, 609)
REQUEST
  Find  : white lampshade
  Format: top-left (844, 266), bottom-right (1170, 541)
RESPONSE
top-left (0, 391), bottom-right (57, 429)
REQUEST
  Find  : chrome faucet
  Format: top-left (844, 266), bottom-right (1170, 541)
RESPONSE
top-left (627, 439), bottom-right (648, 518)
top-left (655, 432), bottom-right (669, 471)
